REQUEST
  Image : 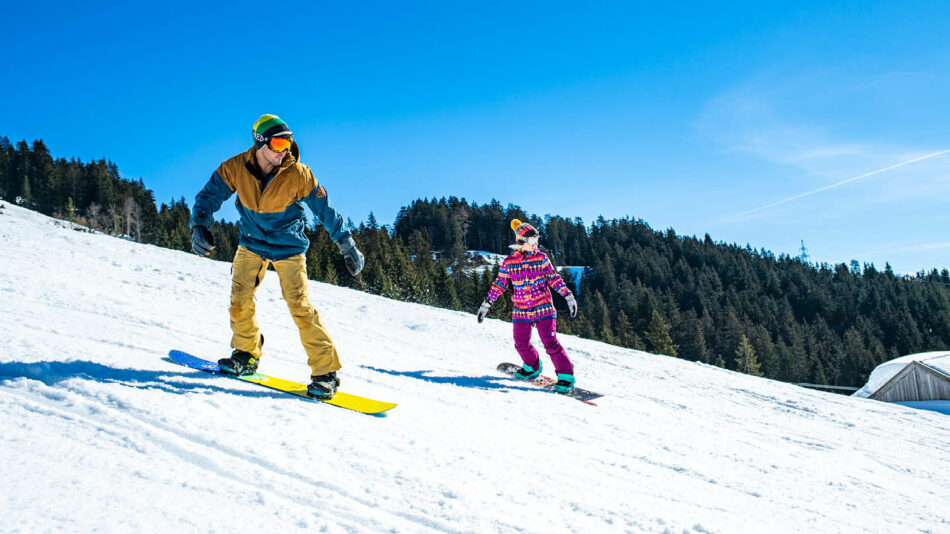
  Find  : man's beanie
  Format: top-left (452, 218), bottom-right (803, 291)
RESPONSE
top-left (510, 219), bottom-right (538, 240)
top-left (252, 114), bottom-right (293, 148)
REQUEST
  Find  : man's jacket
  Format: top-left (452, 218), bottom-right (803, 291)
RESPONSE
top-left (190, 142), bottom-right (351, 261)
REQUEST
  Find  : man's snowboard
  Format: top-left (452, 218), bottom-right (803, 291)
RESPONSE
top-left (496, 362), bottom-right (602, 405)
top-left (169, 350), bottom-right (396, 415)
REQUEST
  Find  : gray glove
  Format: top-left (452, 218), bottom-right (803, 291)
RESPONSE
top-left (565, 294), bottom-right (578, 318)
top-left (337, 237), bottom-right (365, 276)
top-left (191, 225), bottom-right (215, 256)
top-left (477, 300), bottom-right (491, 323)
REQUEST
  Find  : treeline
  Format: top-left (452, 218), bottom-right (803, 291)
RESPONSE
top-left (0, 137), bottom-right (202, 249)
top-left (390, 198), bottom-right (950, 388)
top-left (6, 138), bottom-right (950, 388)
top-left (0, 137), bottom-right (505, 321)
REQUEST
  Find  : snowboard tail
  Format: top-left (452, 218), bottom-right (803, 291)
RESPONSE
top-left (496, 362), bottom-right (602, 405)
top-left (168, 350), bottom-right (396, 415)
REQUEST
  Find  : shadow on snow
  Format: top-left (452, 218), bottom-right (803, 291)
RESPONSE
top-left (363, 366), bottom-right (537, 393)
top-left (0, 359), bottom-right (293, 400)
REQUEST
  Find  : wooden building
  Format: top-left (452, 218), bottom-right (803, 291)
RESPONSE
top-left (869, 360), bottom-right (950, 403)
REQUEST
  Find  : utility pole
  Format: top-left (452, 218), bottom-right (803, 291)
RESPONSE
top-left (799, 240), bottom-right (810, 262)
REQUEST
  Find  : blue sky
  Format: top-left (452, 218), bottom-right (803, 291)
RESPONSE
top-left (4, 1), bottom-right (950, 273)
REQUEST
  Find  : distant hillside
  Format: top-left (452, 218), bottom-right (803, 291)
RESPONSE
top-left (5, 137), bottom-right (950, 390)
top-left (390, 199), bottom-right (950, 389)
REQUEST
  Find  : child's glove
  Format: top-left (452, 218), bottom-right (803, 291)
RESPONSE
top-left (565, 294), bottom-right (578, 318)
top-left (477, 301), bottom-right (491, 323)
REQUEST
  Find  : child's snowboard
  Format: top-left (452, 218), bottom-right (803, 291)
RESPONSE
top-left (496, 362), bottom-right (602, 405)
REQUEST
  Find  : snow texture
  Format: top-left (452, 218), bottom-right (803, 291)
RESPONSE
top-left (1, 202), bottom-right (948, 533)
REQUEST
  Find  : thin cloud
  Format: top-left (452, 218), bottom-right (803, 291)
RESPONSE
top-left (887, 241), bottom-right (950, 254)
top-left (723, 148), bottom-right (950, 222)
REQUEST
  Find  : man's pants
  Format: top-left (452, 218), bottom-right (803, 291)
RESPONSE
top-left (229, 246), bottom-right (341, 376)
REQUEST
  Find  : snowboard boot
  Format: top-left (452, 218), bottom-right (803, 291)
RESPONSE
top-left (514, 362), bottom-right (541, 381)
top-left (218, 350), bottom-right (258, 376)
top-left (219, 334), bottom-right (263, 376)
top-left (307, 371), bottom-right (341, 399)
top-left (552, 373), bottom-right (576, 395)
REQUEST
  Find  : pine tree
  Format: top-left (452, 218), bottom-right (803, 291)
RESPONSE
top-left (65, 197), bottom-right (77, 222)
top-left (19, 175), bottom-right (32, 207)
top-left (734, 334), bottom-right (763, 376)
top-left (674, 310), bottom-right (709, 363)
top-left (30, 140), bottom-right (58, 214)
top-left (0, 137), bottom-right (13, 199)
top-left (644, 309), bottom-right (677, 357)
top-left (321, 253), bottom-right (339, 285)
top-left (613, 310), bottom-right (644, 350)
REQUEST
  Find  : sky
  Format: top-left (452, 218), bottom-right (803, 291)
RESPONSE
top-left (4, 1), bottom-right (950, 273)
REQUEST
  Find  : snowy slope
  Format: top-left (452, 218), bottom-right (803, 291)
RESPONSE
top-left (1, 201), bottom-right (948, 534)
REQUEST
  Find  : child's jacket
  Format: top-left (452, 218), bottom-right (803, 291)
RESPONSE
top-left (486, 250), bottom-right (571, 323)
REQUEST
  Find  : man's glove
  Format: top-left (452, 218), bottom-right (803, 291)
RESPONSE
top-left (565, 294), bottom-right (578, 318)
top-left (337, 237), bottom-right (365, 276)
top-left (477, 301), bottom-right (491, 323)
top-left (191, 225), bottom-right (215, 257)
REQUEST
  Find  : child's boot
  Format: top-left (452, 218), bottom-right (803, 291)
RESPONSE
top-left (514, 361), bottom-right (541, 380)
top-left (553, 373), bottom-right (575, 395)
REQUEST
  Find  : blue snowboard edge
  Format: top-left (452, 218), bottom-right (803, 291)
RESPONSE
top-left (169, 350), bottom-right (222, 373)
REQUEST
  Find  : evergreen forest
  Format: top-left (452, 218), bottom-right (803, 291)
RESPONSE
top-left (4, 137), bottom-right (950, 389)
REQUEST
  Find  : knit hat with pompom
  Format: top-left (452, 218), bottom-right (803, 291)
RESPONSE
top-left (510, 219), bottom-right (538, 240)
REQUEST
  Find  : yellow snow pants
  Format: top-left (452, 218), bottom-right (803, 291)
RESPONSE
top-left (229, 246), bottom-right (341, 376)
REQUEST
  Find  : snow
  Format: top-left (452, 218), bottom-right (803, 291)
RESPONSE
top-left (1, 201), bottom-right (948, 533)
top-left (853, 351), bottom-right (950, 398)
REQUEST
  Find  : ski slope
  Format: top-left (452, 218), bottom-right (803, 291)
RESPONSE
top-left (1, 202), bottom-right (948, 534)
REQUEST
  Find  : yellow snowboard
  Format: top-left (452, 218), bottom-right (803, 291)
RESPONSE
top-left (169, 350), bottom-right (397, 416)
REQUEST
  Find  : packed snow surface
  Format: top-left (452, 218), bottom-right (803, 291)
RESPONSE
top-left (1, 202), bottom-right (948, 533)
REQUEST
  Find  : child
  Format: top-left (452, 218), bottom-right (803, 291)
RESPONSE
top-left (477, 219), bottom-right (579, 394)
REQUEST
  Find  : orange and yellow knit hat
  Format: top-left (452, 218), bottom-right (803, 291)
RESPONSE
top-left (510, 219), bottom-right (538, 240)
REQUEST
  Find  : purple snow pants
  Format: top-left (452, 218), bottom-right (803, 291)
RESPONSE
top-left (512, 318), bottom-right (573, 375)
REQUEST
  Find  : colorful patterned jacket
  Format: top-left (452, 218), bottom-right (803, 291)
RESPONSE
top-left (486, 250), bottom-right (572, 323)
top-left (190, 142), bottom-right (351, 261)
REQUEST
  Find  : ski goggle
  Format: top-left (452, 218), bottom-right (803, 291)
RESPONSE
top-left (519, 236), bottom-right (539, 247)
top-left (267, 136), bottom-right (293, 153)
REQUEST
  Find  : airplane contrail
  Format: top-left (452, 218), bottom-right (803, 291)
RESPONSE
top-left (723, 147), bottom-right (950, 222)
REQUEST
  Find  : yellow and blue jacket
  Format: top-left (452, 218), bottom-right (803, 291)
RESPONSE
top-left (190, 143), bottom-right (351, 261)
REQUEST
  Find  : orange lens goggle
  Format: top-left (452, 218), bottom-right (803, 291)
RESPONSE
top-left (268, 136), bottom-right (292, 153)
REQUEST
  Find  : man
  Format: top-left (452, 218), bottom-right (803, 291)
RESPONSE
top-left (189, 114), bottom-right (364, 399)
